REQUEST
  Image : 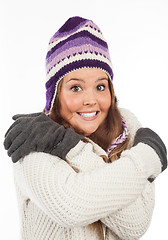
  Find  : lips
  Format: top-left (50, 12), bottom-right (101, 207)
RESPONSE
top-left (77, 111), bottom-right (99, 120)
top-left (78, 112), bottom-right (97, 117)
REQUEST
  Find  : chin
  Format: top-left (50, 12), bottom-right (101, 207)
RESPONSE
top-left (72, 124), bottom-right (99, 136)
top-left (72, 128), bottom-right (95, 137)
top-left (82, 128), bottom-right (98, 136)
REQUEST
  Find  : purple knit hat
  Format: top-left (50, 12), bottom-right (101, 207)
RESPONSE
top-left (45, 16), bottom-right (113, 113)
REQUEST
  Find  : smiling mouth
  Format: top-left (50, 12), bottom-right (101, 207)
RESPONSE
top-left (77, 111), bottom-right (99, 118)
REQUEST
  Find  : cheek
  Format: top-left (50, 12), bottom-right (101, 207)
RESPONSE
top-left (100, 93), bottom-right (111, 111)
top-left (60, 94), bottom-right (81, 114)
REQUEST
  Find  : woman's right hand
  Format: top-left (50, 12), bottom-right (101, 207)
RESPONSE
top-left (133, 127), bottom-right (167, 173)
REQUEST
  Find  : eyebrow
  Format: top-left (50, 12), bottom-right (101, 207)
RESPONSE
top-left (97, 77), bottom-right (109, 81)
top-left (67, 78), bottom-right (85, 83)
top-left (67, 77), bottom-right (109, 83)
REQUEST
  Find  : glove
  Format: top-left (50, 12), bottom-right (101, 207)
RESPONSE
top-left (133, 128), bottom-right (167, 173)
top-left (4, 112), bottom-right (84, 163)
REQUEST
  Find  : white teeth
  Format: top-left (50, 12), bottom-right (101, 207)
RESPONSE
top-left (79, 112), bottom-right (97, 117)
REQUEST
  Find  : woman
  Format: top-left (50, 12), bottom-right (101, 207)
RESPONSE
top-left (4, 16), bottom-right (167, 240)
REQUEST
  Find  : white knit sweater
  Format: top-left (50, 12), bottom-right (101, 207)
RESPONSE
top-left (13, 109), bottom-right (162, 240)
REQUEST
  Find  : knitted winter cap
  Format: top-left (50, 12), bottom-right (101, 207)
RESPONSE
top-left (45, 16), bottom-right (113, 113)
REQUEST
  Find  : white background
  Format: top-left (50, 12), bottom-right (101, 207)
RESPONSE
top-left (0, 0), bottom-right (167, 239)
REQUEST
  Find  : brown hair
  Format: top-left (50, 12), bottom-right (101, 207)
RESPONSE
top-left (49, 78), bottom-right (129, 239)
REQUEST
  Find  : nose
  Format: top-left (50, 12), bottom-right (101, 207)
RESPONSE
top-left (83, 90), bottom-right (97, 106)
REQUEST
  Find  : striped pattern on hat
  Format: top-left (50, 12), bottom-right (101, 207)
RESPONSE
top-left (45, 16), bottom-right (113, 112)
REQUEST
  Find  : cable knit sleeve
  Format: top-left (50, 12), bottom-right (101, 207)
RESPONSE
top-left (99, 109), bottom-right (155, 239)
top-left (101, 181), bottom-right (155, 240)
top-left (13, 139), bottom-right (161, 228)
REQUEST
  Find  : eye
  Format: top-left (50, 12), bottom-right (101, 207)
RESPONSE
top-left (71, 85), bottom-right (82, 92)
top-left (97, 84), bottom-right (105, 91)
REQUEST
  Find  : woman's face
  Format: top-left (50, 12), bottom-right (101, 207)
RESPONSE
top-left (59, 68), bottom-right (111, 136)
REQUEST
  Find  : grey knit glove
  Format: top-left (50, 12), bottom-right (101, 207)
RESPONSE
top-left (133, 128), bottom-right (167, 173)
top-left (4, 112), bottom-right (84, 163)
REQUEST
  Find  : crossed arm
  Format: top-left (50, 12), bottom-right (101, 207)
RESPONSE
top-left (4, 110), bottom-right (167, 239)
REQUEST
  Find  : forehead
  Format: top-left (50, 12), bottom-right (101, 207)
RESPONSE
top-left (63, 68), bottom-right (108, 82)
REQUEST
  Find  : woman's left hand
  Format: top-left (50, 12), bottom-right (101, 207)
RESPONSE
top-left (4, 112), bottom-right (83, 163)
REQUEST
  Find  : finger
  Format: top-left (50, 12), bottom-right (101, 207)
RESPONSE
top-left (4, 117), bottom-right (25, 138)
top-left (11, 140), bottom-right (32, 163)
top-left (7, 126), bottom-right (32, 156)
top-left (11, 127), bottom-right (45, 162)
top-left (13, 112), bottom-right (42, 120)
top-left (4, 117), bottom-right (31, 150)
top-left (4, 120), bottom-right (25, 150)
top-left (5, 115), bottom-right (45, 151)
